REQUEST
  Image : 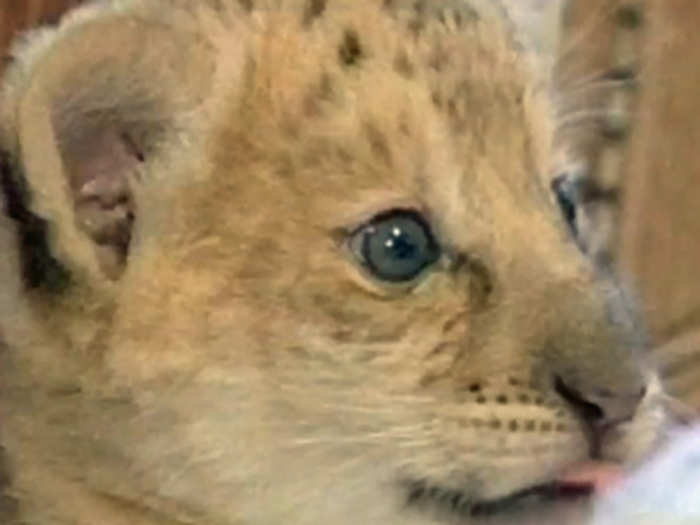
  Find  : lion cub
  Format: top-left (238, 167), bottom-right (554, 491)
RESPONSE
top-left (0, 1), bottom-right (667, 524)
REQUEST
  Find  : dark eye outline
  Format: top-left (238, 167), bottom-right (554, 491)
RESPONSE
top-left (346, 208), bottom-right (442, 285)
top-left (551, 174), bottom-right (580, 235)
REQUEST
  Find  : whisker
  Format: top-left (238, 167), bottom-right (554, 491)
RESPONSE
top-left (554, 78), bottom-right (634, 103)
top-left (557, 64), bottom-right (636, 94)
top-left (554, 109), bottom-right (621, 129)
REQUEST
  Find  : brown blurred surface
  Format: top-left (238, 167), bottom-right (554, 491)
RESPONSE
top-left (562, 0), bottom-right (700, 409)
top-left (0, 0), bottom-right (81, 61)
top-left (619, 0), bottom-right (700, 407)
top-left (620, 0), bottom-right (700, 341)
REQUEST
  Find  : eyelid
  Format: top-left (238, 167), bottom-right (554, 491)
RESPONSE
top-left (350, 207), bottom-right (431, 235)
top-left (332, 206), bottom-right (425, 249)
top-left (330, 197), bottom-right (427, 234)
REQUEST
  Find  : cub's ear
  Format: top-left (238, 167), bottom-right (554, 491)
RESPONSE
top-left (0, 7), bottom-right (214, 289)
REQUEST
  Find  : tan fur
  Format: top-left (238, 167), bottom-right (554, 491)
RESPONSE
top-left (0, 1), bottom-right (668, 524)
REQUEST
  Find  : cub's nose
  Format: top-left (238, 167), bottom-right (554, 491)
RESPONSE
top-left (554, 374), bottom-right (647, 429)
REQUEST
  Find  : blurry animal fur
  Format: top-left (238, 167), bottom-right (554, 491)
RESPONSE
top-left (0, 1), bottom-right (671, 524)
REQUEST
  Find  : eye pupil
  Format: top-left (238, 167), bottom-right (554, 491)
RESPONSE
top-left (384, 228), bottom-right (417, 259)
top-left (356, 210), bottom-right (440, 283)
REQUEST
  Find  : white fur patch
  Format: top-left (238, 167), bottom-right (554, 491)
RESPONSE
top-left (592, 425), bottom-right (700, 524)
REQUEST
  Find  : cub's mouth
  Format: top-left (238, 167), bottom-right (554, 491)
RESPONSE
top-left (406, 461), bottom-right (622, 518)
top-left (407, 480), bottom-right (593, 518)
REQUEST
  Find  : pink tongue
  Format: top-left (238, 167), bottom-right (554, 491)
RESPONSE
top-left (558, 462), bottom-right (625, 494)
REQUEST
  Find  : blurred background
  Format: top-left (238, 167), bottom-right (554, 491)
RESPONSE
top-left (0, 0), bottom-right (80, 54)
top-left (1, 0), bottom-right (698, 411)
top-left (559, 0), bottom-right (700, 412)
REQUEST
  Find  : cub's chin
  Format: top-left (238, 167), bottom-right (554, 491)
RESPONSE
top-left (403, 461), bottom-right (622, 524)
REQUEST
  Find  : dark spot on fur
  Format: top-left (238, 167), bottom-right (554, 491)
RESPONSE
top-left (525, 420), bottom-right (536, 431)
top-left (431, 91), bottom-right (443, 109)
top-left (437, 9), bottom-right (447, 26)
top-left (0, 151), bottom-right (71, 291)
top-left (49, 384), bottom-right (83, 397)
top-left (540, 421), bottom-right (552, 432)
top-left (302, 0), bottom-right (327, 26)
top-left (617, 4), bottom-right (643, 28)
top-left (441, 314), bottom-right (461, 334)
top-left (496, 395), bottom-right (508, 405)
top-left (467, 257), bottom-right (494, 307)
top-left (407, 482), bottom-right (425, 503)
top-left (556, 423), bottom-right (567, 432)
top-left (330, 328), bottom-right (358, 343)
top-left (509, 420), bottom-right (519, 432)
top-left (407, 18), bottom-right (425, 37)
top-left (426, 342), bottom-right (449, 359)
top-left (339, 29), bottom-right (363, 66)
top-left (476, 396), bottom-right (486, 404)
top-left (405, 1), bottom-right (427, 36)
top-left (237, 0), bottom-right (254, 12)
top-left (468, 383), bottom-right (481, 393)
top-left (398, 118), bottom-right (412, 137)
top-left (602, 66), bottom-right (636, 82)
top-left (489, 419), bottom-right (501, 430)
top-left (508, 377), bottom-right (520, 386)
top-left (394, 51), bottom-right (415, 79)
top-left (364, 123), bottom-right (392, 166)
top-left (518, 394), bottom-right (530, 404)
top-left (428, 44), bottom-right (449, 71)
top-left (447, 98), bottom-right (457, 116)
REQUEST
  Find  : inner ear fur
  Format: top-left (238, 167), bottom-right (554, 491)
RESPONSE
top-left (2, 11), bottom-right (214, 287)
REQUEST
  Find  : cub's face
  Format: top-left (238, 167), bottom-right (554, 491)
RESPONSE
top-left (0, 1), bottom-right (665, 524)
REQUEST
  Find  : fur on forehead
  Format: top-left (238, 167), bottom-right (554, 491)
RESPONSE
top-left (200, 0), bottom-right (555, 180)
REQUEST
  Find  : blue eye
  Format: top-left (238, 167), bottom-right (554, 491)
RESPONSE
top-left (352, 210), bottom-right (440, 282)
